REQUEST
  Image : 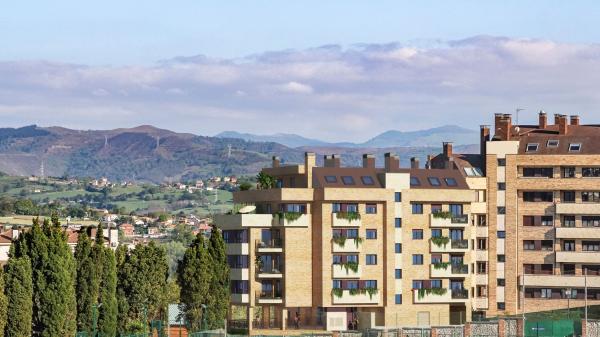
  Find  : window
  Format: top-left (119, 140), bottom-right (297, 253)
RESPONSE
top-left (582, 191), bottom-right (600, 202)
top-left (395, 294), bottom-right (402, 304)
top-left (477, 285), bottom-right (488, 297)
top-left (449, 204), bottom-right (463, 216)
top-left (526, 143), bottom-right (539, 152)
top-left (563, 264), bottom-right (575, 275)
top-left (498, 182), bottom-right (506, 190)
top-left (523, 191), bottom-right (553, 202)
top-left (541, 240), bottom-right (553, 251)
top-left (332, 203), bottom-right (358, 213)
top-left (582, 241), bottom-right (600, 251)
top-left (563, 216), bottom-right (575, 227)
top-left (341, 176), bottom-right (355, 185)
top-left (412, 280), bottom-right (423, 289)
top-left (428, 177), bottom-right (441, 186)
top-left (366, 229), bottom-right (377, 239)
top-left (497, 231), bottom-right (506, 239)
top-left (431, 204), bottom-right (442, 213)
top-left (477, 262), bottom-right (487, 274)
top-left (523, 240), bottom-right (535, 250)
top-left (497, 158), bottom-right (506, 166)
top-left (412, 229), bottom-right (423, 240)
top-left (361, 176), bottom-right (375, 185)
top-left (230, 280), bottom-right (249, 294)
top-left (332, 280), bottom-right (342, 289)
top-left (395, 243), bottom-right (402, 253)
top-left (563, 289), bottom-right (578, 299)
top-left (547, 140), bottom-right (559, 147)
top-left (444, 178), bottom-right (457, 186)
top-left (395, 218), bottom-right (402, 228)
top-left (497, 207), bottom-right (506, 215)
top-left (562, 167), bottom-right (575, 178)
top-left (497, 279), bottom-right (505, 287)
top-left (395, 192), bottom-right (402, 202)
top-left (477, 238), bottom-right (487, 250)
top-left (431, 229), bottom-right (442, 238)
top-left (366, 254), bottom-right (377, 265)
top-left (412, 203), bottom-right (423, 214)
top-left (431, 254), bottom-right (442, 264)
top-left (523, 167), bottom-right (553, 178)
top-left (497, 255), bottom-right (506, 262)
top-left (569, 143), bottom-right (582, 152)
top-left (497, 302), bottom-right (506, 310)
top-left (412, 254), bottom-right (424, 265)
top-left (583, 167), bottom-right (600, 177)
top-left (541, 216), bottom-right (553, 226)
top-left (395, 269), bottom-right (402, 279)
top-left (541, 289), bottom-right (552, 298)
top-left (365, 280), bottom-right (377, 288)
top-left (563, 240), bottom-right (575, 251)
top-left (582, 216), bottom-right (600, 227)
top-left (324, 175), bottom-right (337, 183)
top-left (366, 204), bottom-right (377, 214)
top-left (410, 177), bottom-right (421, 186)
top-left (523, 216), bottom-right (535, 226)
top-left (431, 280), bottom-right (442, 288)
top-left (562, 191), bottom-right (576, 203)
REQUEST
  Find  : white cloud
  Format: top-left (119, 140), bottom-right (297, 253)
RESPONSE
top-left (1, 36), bottom-right (600, 141)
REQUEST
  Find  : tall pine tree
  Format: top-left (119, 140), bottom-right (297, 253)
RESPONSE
top-left (0, 262), bottom-right (8, 335)
top-left (177, 234), bottom-right (211, 331)
top-left (75, 228), bottom-right (98, 333)
top-left (95, 225), bottom-right (118, 336)
top-left (4, 256), bottom-right (33, 337)
top-left (206, 228), bottom-right (230, 329)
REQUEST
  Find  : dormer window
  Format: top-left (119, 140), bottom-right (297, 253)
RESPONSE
top-left (547, 140), bottom-right (559, 147)
top-left (569, 143), bottom-right (582, 152)
top-left (427, 177), bottom-right (441, 186)
top-left (526, 143), bottom-right (539, 152)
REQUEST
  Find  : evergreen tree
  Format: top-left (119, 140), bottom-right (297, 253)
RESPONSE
top-left (177, 234), bottom-right (211, 331)
top-left (4, 257), bottom-right (33, 337)
top-left (115, 244), bottom-right (130, 332)
top-left (96, 225), bottom-right (118, 336)
top-left (75, 228), bottom-right (98, 333)
top-left (0, 265), bottom-right (8, 335)
top-left (206, 229), bottom-right (230, 329)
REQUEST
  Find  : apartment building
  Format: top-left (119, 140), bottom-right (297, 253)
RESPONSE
top-left (216, 149), bottom-right (485, 331)
top-left (482, 112), bottom-right (600, 318)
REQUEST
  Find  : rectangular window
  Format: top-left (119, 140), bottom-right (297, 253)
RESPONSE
top-left (395, 294), bottom-right (402, 304)
top-left (477, 262), bottom-right (488, 274)
top-left (341, 176), bottom-right (355, 185)
top-left (547, 140), bottom-right (559, 147)
top-left (562, 191), bottom-right (576, 203)
top-left (412, 280), bottom-right (423, 289)
top-left (563, 216), bottom-right (575, 227)
top-left (410, 177), bottom-right (421, 186)
top-left (395, 243), bottom-right (402, 253)
top-left (412, 229), bottom-right (423, 240)
top-left (523, 240), bottom-right (535, 250)
top-left (497, 302), bottom-right (505, 310)
top-left (395, 269), bottom-right (402, 279)
top-left (523, 191), bottom-right (554, 202)
top-left (541, 289), bottom-right (552, 298)
top-left (332, 280), bottom-right (342, 289)
top-left (366, 229), bottom-right (377, 239)
top-left (366, 254), bottom-right (377, 265)
top-left (431, 204), bottom-right (443, 213)
top-left (498, 182), bottom-right (506, 190)
top-left (412, 254), bottom-right (423, 265)
top-left (563, 240), bottom-right (575, 251)
top-left (361, 176), bottom-right (375, 185)
top-left (431, 229), bottom-right (442, 238)
top-left (449, 204), bottom-right (463, 216)
top-left (541, 240), bottom-right (553, 251)
top-left (444, 177), bottom-right (457, 186)
top-left (563, 264), bottom-right (575, 275)
top-left (497, 207), bottom-right (506, 215)
top-left (365, 280), bottom-right (377, 289)
top-left (582, 191), bottom-right (600, 203)
top-left (395, 192), bottom-right (402, 202)
top-left (366, 203), bottom-right (377, 214)
top-left (431, 280), bottom-right (442, 288)
top-left (497, 231), bottom-right (506, 239)
top-left (541, 216), bottom-right (553, 226)
top-left (477, 238), bottom-right (487, 250)
top-left (582, 216), bottom-right (600, 227)
top-left (498, 158), bottom-right (506, 166)
top-left (526, 143), bottom-right (539, 152)
top-left (428, 177), bottom-right (441, 186)
top-left (562, 167), bottom-right (575, 178)
top-left (569, 143), bottom-right (582, 152)
top-left (497, 279), bottom-right (505, 287)
top-left (522, 167), bottom-right (553, 178)
top-left (497, 255), bottom-right (506, 262)
top-left (582, 167), bottom-right (600, 177)
top-left (582, 241), bottom-right (600, 251)
top-left (395, 218), bottom-right (402, 228)
top-left (324, 175), bottom-right (337, 183)
top-left (412, 203), bottom-right (423, 214)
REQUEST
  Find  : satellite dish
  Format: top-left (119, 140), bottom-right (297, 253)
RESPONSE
top-left (238, 205), bottom-right (256, 214)
top-left (515, 126), bottom-right (520, 133)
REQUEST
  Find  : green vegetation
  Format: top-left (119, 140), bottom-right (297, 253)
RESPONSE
top-left (274, 211), bottom-right (302, 223)
top-left (335, 211), bottom-right (361, 221)
top-left (0, 267), bottom-right (6, 336)
top-left (431, 236), bottom-right (450, 247)
top-left (340, 261), bottom-right (359, 273)
top-left (331, 288), bottom-right (343, 298)
top-left (417, 287), bottom-right (447, 299)
top-left (256, 172), bottom-right (276, 189)
top-left (432, 211), bottom-right (452, 219)
top-left (4, 257), bottom-right (32, 337)
top-left (206, 228), bottom-right (230, 329)
top-left (433, 261), bottom-right (450, 270)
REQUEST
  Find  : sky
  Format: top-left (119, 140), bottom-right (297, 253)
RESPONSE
top-left (2, 1), bottom-right (600, 142)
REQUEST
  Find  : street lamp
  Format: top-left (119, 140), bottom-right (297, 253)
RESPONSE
top-left (201, 304), bottom-right (208, 331)
top-left (565, 289), bottom-right (571, 319)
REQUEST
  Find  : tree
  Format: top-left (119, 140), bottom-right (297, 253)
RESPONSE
top-left (206, 228), bottom-right (230, 329)
top-left (95, 225), bottom-right (118, 336)
top-left (4, 257), bottom-right (33, 337)
top-left (256, 172), bottom-right (276, 189)
top-left (162, 241), bottom-right (187, 278)
top-left (0, 265), bottom-right (7, 335)
top-left (177, 234), bottom-right (211, 331)
top-left (170, 223), bottom-right (195, 246)
top-left (75, 229), bottom-right (98, 333)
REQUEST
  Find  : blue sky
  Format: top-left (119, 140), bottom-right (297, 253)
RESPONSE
top-left (1, 2), bottom-right (600, 141)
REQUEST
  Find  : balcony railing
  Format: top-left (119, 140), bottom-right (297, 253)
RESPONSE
top-left (451, 239), bottom-right (469, 249)
top-left (451, 264), bottom-right (469, 274)
top-left (256, 238), bottom-right (283, 249)
top-left (451, 288), bottom-right (469, 299)
top-left (255, 289), bottom-right (283, 300)
top-left (451, 215), bottom-right (469, 224)
top-left (258, 264), bottom-right (284, 274)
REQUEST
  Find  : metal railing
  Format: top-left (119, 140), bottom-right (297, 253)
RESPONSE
top-left (451, 240), bottom-right (469, 249)
top-left (451, 288), bottom-right (469, 299)
top-left (255, 238), bottom-right (283, 249)
top-left (451, 264), bottom-right (469, 274)
top-left (451, 215), bottom-right (469, 224)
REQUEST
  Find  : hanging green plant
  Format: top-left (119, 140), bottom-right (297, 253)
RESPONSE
top-left (431, 236), bottom-right (450, 247)
top-left (341, 261), bottom-right (359, 273)
top-left (274, 211), bottom-right (302, 223)
top-left (332, 235), bottom-right (347, 246)
top-left (353, 236), bottom-right (363, 247)
top-left (433, 262), bottom-right (450, 270)
top-left (255, 255), bottom-right (264, 270)
top-left (349, 288), bottom-right (362, 296)
top-left (417, 287), bottom-right (447, 299)
top-left (336, 211), bottom-right (361, 221)
top-left (331, 288), bottom-right (343, 298)
top-left (432, 211), bottom-right (452, 219)
top-left (364, 287), bottom-right (378, 299)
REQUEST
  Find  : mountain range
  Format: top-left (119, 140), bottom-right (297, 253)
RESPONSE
top-left (0, 125), bottom-right (478, 183)
top-left (216, 125), bottom-right (478, 148)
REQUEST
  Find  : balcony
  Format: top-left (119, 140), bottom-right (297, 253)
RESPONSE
top-left (430, 213), bottom-right (469, 228)
top-left (555, 203), bottom-right (600, 215)
top-left (521, 274), bottom-right (600, 288)
top-left (556, 227), bottom-right (600, 239)
top-left (231, 293), bottom-right (249, 304)
top-left (256, 238), bottom-right (283, 253)
top-left (332, 237), bottom-right (362, 253)
top-left (214, 213), bottom-right (274, 229)
top-left (257, 264), bottom-right (284, 279)
top-left (556, 251), bottom-right (599, 263)
top-left (272, 213), bottom-right (310, 227)
top-left (332, 212), bottom-right (362, 227)
top-left (412, 288), bottom-right (468, 304)
top-left (255, 290), bottom-right (283, 304)
top-left (430, 263), bottom-right (469, 278)
top-left (332, 264), bottom-right (362, 278)
top-left (430, 238), bottom-right (469, 253)
top-left (331, 289), bottom-right (380, 305)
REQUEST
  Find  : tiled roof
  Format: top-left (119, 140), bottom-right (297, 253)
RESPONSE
top-left (502, 124), bottom-right (600, 154)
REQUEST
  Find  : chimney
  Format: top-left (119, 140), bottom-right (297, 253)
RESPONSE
top-left (426, 154), bottom-right (434, 169)
top-left (362, 154), bottom-right (375, 168)
top-left (304, 152), bottom-right (315, 188)
top-left (272, 156), bottom-right (280, 168)
top-left (494, 113), bottom-right (512, 140)
top-left (384, 152), bottom-right (400, 172)
top-left (480, 125), bottom-right (490, 175)
top-left (570, 115), bottom-right (580, 126)
top-left (558, 115), bottom-right (568, 135)
top-left (554, 113), bottom-right (561, 124)
top-left (410, 157), bottom-right (420, 169)
top-left (443, 142), bottom-right (453, 158)
top-left (324, 155), bottom-right (334, 167)
top-left (324, 154), bottom-right (341, 168)
top-left (538, 110), bottom-right (547, 129)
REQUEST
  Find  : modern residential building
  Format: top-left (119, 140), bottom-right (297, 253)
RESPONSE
top-left (216, 150), bottom-right (484, 331)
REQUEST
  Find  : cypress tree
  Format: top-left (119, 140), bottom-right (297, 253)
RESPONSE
top-left (96, 225), bottom-right (118, 336)
top-left (115, 244), bottom-right (130, 332)
top-left (0, 264), bottom-right (8, 335)
top-left (75, 228), bottom-right (98, 333)
top-left (4, 257), bottom-right (33, 337)
top-left (177, 234), bottom-right (211, 331)
top-left (206, 229), bottom-right (230, 329)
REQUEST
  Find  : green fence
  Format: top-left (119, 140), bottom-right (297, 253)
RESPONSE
top-left (524, 319), bottom-right (580, 337)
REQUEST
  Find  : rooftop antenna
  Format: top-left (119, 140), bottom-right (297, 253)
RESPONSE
top-left (516, 108), bottom-right (525, 125)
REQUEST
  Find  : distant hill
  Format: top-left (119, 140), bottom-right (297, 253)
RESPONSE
top-left (217, 125), bottom-right (478, 148)
top-left (0, 125), bottom-right (479, 183)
